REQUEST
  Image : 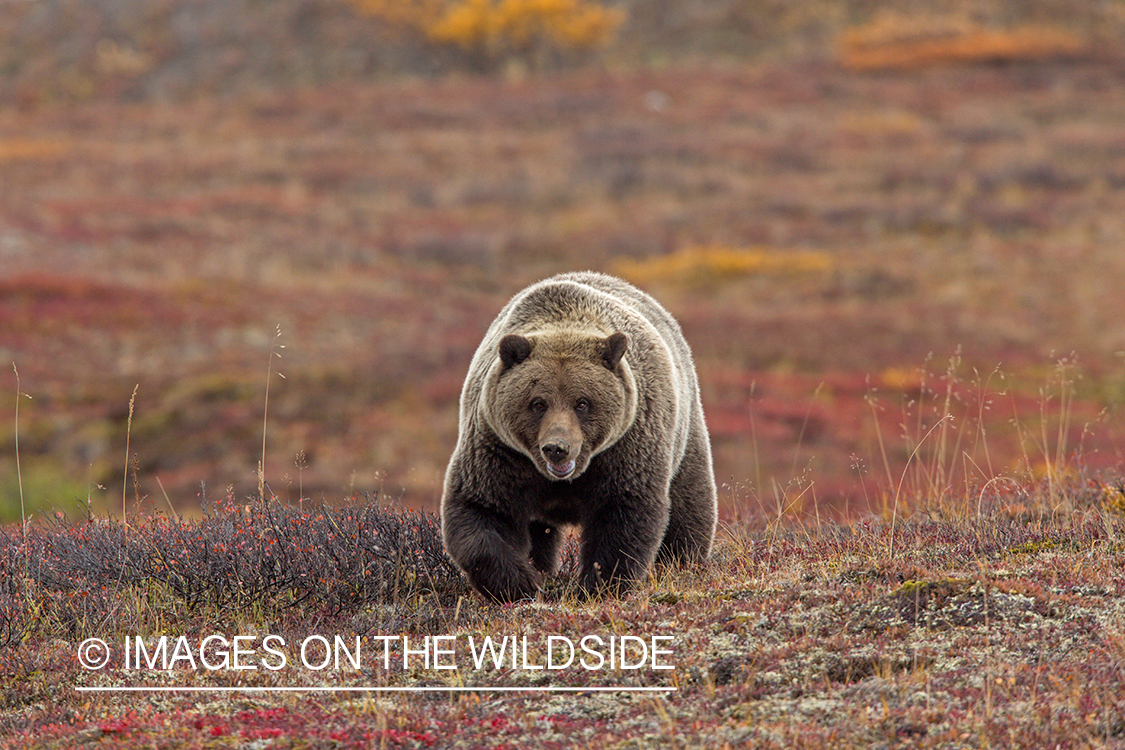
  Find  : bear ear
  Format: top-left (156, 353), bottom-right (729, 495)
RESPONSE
top-left (499, 334), bottom-right (533, 370)
top-left (601, 332), bottom-right (628, 370)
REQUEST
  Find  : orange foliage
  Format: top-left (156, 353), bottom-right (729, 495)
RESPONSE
top-left (839, 13), bottom-right (1089, 72)
top-left (346, 0), bottom-right (621, 67)
top-left (0, 139), bottom-right (72, 163)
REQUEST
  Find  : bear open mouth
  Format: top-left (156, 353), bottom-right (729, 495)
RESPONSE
top-left (546, 459), bottom-right (576, 479)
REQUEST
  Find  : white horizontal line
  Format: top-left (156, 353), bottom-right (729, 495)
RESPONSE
top-left (75, 685), bottom-right (676, 693)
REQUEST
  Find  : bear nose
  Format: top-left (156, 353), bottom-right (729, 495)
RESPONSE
top-left (541, 442), bottom-right (570, 464)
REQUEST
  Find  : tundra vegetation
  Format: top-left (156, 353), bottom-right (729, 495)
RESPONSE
top-left (3, 0), bottom-right (1125, 746)
top-left (2, 475), bottom-right (1125, 747)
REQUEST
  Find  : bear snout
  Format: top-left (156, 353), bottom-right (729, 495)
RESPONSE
top-left (541, 441), bottom-right (570, 464)
top-left (540, 442), bottom-right (577, 478)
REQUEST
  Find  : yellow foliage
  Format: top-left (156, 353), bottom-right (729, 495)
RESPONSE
top-left (838, 12), bottom-right (1088, 71)
top-left (613, 246), bottom-right (834, 287)
top-left (346, 0), bottom-right (621, 65)
top-left (427, 0), bottom-right (492, 48)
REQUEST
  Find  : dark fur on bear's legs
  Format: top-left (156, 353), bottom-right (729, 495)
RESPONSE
top-left (578, 496), bottom-right (666, 597)
top-left (528, 521), bottom-right (563, 574)
top-left (442, 501), bottom-right (541, 603)
top-left (657, 429), bottom-right (717, 564)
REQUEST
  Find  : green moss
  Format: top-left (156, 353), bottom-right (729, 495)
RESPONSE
top-left (1007, 539), bottom-right (1083, 555)
top-left (1009, 539), bottom-right (1060, 555)
top-left (0, 457), bottom-right (91, 523)
top-left (891, 577), bottom-right (970, 598)
top-left (895, 579), bottom-right (926, 596)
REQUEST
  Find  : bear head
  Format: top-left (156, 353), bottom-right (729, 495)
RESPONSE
top-left (484, 330), bottom-right (636, 481)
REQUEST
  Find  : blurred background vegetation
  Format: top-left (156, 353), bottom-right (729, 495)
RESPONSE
top-left (3, 0), bottom-right (1125, 522)
top-left (2, 0), bottom-right (1121, 101)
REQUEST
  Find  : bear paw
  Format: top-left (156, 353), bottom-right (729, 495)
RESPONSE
top-left (578, 560), bottom-right (639, 599)
top-left (465, 556), bottom-right (542, 603)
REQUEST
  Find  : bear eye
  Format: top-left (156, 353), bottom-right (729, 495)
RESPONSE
top-left (575, 398), bottom-right (591, 413)
top-left (529, 398), bottom-right (548, 413)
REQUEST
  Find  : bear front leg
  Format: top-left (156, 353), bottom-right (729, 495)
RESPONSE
top-left (442, 500), bottom-right (540, 603)
top-left (528, 521), bottom-right (563, 575)
top-left (578, 497), bottom-right (666, 597)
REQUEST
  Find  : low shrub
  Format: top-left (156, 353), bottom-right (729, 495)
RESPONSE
top-left (0, 494), bottom-right (463, 646)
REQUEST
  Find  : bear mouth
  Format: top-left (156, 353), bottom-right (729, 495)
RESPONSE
top-left (545, 459), bottom-right (576, 479)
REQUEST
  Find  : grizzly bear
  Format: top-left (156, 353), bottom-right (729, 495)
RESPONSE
top-left (441, 271), bottom-right (717, 602)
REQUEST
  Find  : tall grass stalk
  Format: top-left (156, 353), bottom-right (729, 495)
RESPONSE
top-left (1041, 357), bottom-right (1077, 510)
top-left (12, 363), bottom-right (28, 543)
top-left (748, 380), bottom-right (763, 508)
top-left (156, 476), bottom-right (179, 521)
top-left (789, 382), bottom-right (824, 478)
top-left (1008, 356), bottom-right (1081, 513)
top-left (295, 451), bottom-right (308, 507)
top-left (928, 352), bottom-right (960, 504)
top-left (889, 414), bottom-right (953, 559)
top-left (122, 384), bottom-right (138, 527)
top-left (259, 325), bottom-right (285, 503)
top-left (971, 367), bottom-right (1004, 482)
top-left (865, 387), bottom-right (896, 491)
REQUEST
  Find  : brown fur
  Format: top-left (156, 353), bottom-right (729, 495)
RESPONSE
top-left (441, 272), bottom-right (717, 602)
